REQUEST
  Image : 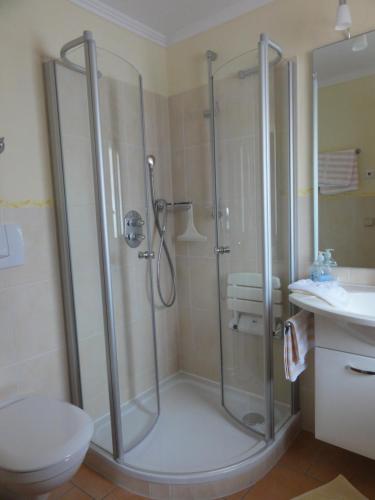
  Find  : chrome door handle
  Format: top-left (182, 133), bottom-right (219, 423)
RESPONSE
top-left (138, 251), bottom-right (155, 259)
top-left (346, 365), bottom-right (375, 375)
top-left (215, 246), bottom-right (230, 255)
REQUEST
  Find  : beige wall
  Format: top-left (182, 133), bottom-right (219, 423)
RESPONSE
top-left (2, 0), bottom-right (375, 435)
top-left (0, 0), bottom-right (167, 204)
top-left (0, 0), bottom-right (169, 404)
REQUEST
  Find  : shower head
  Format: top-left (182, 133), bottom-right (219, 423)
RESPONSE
top-left (147, 155), bottom-right (156, 170)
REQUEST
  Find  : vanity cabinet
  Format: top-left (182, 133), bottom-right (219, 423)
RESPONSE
top-left (289, 286), bottom-right (375, 460)
top-left (315, 315), bottom-right (375, 460)
top-left (315, 346), bottom-right (375, 460)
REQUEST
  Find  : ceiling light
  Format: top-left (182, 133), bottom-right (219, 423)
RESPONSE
top-left (335, 0), bottom-right (352, 32)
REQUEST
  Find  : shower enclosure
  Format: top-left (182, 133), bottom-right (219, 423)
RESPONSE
top-left (44, 31), bottom-right (299, 499)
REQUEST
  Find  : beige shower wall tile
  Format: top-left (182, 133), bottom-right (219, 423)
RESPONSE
top-left (155, 94), bottom-right (172, 151)
top-left (175, 256), bottom-right (191, 305)
top-left (189, 257), bottom-right (218, 311)
top-left (182, 86), bottom-right (209, 147)
top-left (168, 94), bottom-right (184, 152)
top-left (177, 306), bottom-right (193, 373)
top-left (185, 144), bottom-right (212, 204)
top-left (154, 145), bottom-right (173, 201)
top-left (171, 149), bottom-right (186, 202)
top-left (191, 307), bottom-right (221, 381)
top-left (143, 90), bottom-right (159, 154)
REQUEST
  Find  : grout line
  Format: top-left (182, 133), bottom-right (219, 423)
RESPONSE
top-left (54, 482), bottom-right (75, 499)
top-left (63, 482), bottom-right (94, 498)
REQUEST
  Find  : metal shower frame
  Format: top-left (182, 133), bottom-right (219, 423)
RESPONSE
top-left (44, 31), bottom-right (160, 462)
top-left (207, 33), bottom-right (299, 444)
top-left (44, 30), bottom-right (298, 465)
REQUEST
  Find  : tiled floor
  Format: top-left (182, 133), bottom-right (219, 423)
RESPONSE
top-left (51, 432), bottom-right (375, 499)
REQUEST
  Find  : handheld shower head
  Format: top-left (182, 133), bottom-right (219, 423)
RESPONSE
top-left (147, 155), bottom-right (156, 170)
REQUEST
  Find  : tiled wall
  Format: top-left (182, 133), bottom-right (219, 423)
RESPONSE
top-left (169, 85), bottom-right (221, 382)
top-left (0, 63), bottom-right (178, 420)
top-left (54, 63), bottom-right (179, 420)
top-left (169, 65), bottom-right (292, 407)
top-left (0, 206), bottom-right (69, 401)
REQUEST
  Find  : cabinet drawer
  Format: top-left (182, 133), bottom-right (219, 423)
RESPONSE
top-left (316, 347), bottom-right (375, 459)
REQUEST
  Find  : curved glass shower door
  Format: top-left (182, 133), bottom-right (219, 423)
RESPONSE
top-left (213, 48), bottom-right (267, 436)
top-left (212, 41), bottom-right (292, 438)
top-left (45, 33), bottom-right (159, 459)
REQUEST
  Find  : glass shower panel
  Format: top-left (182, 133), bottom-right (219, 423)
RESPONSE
top-left (55, 59), bottom-right (113, 453)
top-left (96, 47), bottom-right (159, 452)
top-left (271, 61), bottom-right (292, 430)
top-left (54, 44), bottom-right (159, 455)
top-left (213, 49), bottom-right (267, 435)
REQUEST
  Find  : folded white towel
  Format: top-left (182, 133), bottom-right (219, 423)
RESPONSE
top-left (288, 279), bottom-right (349, 308)
top-left (284, 310), bottom-right (314, 382)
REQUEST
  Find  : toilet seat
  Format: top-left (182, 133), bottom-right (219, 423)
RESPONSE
top-left (0, 395), bottom-right (93, 479)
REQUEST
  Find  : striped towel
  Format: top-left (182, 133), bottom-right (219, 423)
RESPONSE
top-left (319, 149), bottom-right (359, 194)
top-left (284, 310), bottom-right (314, 382)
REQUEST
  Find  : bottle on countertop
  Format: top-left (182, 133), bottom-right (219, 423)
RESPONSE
top-left (310, 249), bottom-right (337, 282)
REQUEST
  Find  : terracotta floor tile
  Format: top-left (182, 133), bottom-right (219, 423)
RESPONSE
top-left (104, 486), bottom-right (148, 499)
top-left (49, 481), bottom-right (75, 499)
top-left (307, 442), bottom-right (372, 484)
top-left (242, 465), bottom-right (322, 500)
top-left (72, 465), bottom-right (115, 499)
top-left (279, 431), bottom-right (324, 474)
top-left (349, 457), bottom-right (375, 499)
top-left (61, 486), bottom-right (93, 499)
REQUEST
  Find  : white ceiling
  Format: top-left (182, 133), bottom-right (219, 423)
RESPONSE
top-left (72, 0), bottom-right (273, 46)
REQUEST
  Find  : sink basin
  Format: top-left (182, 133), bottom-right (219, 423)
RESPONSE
top-left (289, 284), bottom-right (375, 327)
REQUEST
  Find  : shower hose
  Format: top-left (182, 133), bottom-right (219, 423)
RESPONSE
top-left (148, 158), bottom-right (176, 308)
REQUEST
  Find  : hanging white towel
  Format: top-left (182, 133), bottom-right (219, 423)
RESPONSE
top-left (284, 310), bottom-right (314, 382)
top-left (288, 279), bottom-right (350, 308)
top-left (319, 149), bottom-right (359, 194)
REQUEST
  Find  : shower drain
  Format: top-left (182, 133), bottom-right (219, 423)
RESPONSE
top-left (242, 412), bottom-right (265, 427)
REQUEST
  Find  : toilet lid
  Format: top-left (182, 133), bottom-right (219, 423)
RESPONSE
top-left (0, 396), bottom-right (94, 472)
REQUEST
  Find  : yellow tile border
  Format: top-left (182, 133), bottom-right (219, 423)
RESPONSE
top-left (0, 198), bottom-right (54, 208)
top-left (297, 188), bottom-right (375, 199)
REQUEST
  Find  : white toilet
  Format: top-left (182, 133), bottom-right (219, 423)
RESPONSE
top-left (0, 395), bottom-right (94, 499)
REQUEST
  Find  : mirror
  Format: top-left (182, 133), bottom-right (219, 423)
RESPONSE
top-left (313, 30), bottom-right (375, 268)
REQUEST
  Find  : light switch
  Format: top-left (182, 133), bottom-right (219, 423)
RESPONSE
top-left (0, 224), bottom-right (24, 269)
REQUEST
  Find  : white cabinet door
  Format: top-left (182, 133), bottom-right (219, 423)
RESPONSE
top-left (316, 347), bottom-right (375, 459)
